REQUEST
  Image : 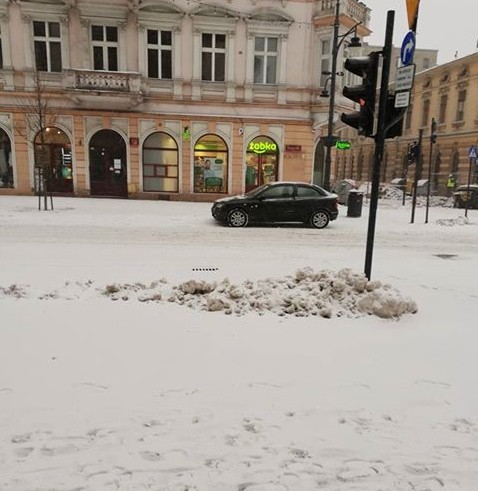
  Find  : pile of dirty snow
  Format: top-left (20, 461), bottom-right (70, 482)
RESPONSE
top-left (1, 268), bottom-right (417, 320)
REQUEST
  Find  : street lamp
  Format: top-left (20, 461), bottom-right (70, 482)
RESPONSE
top-left (322, 0), bottom-right (361, 190)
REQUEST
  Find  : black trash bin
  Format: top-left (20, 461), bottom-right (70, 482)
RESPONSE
top-left (347, 190), bottom-right (363, 217)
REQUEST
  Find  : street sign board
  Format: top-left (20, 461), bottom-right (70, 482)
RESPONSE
top-left (469, 145), bottom-right (477, 159)
top-left (400, 31), bottom-right (416, 66)
top-left (395, 64), bottom-right (416, 90)
top-left (395, 91), bottom-right (410, 108)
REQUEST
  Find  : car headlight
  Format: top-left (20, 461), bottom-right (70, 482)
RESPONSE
top-left (214, 203), bottom-right (225, 209)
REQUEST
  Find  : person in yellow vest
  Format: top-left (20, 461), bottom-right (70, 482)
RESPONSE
top-left (446, 174), bottom-right (457, 196)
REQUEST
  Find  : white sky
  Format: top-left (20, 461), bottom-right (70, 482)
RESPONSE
top-left (1, 195), bottom-right (478, 489)
top-left (364, 0), bottom-right (478, 64)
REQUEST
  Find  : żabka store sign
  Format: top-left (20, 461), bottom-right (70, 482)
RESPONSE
top-left (248, 140), bottom-right (277, 154)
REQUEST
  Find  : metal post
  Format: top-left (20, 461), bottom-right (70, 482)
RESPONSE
top-left (323, 0), bottom-right (340, 191)
top-left (364, 11), bottom-right (394, 280)
top-left (465, 156), bottom-right (473, 218)
top-left (410, 129), bottom-right (423, 224)
top-left (425, 119), bottom-right (435, 224)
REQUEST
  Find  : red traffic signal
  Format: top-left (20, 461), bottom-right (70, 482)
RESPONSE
top-left (341, 52), bottom-right (380, 137)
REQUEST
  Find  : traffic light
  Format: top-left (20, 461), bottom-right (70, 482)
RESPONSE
top-left (384, 95), bottom-right (404, 139)
top-left (341, 51), bottom-right (380, 137)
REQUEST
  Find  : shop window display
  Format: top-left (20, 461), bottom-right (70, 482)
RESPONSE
top-left (194, 134), bottom-right (228, 193)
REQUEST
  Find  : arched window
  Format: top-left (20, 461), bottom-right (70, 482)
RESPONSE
top-left (143, 132), bottom-right (179, 192)
top-left (194, 134), bottom-right (228, 193)
top-left (34, 126), bottom-right (73, 193)
top-left (0, 129), bottom-right (13, 188)
top-left (451, 151), bottom-right (459, 175)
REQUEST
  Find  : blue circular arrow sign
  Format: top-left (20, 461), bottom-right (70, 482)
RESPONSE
top-left (401, 31), bottom-right (416, 66)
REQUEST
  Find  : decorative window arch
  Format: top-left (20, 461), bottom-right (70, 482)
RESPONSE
top-left (34, 126), bottom-right (73, 193)
top-left (143, 132), bottom-right (179, 192)
top-left (193, 134), bottom-right (228, 193)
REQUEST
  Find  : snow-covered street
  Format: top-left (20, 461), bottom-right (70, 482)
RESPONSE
top-left (1, 195), bottom-right (478, 490)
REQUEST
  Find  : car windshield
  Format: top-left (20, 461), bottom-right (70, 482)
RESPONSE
top-left (244, 184), bottom-right (268, 197)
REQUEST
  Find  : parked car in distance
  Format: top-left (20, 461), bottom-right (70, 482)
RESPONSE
top-left (211, 182), bottom-right (338, 228)
top-left (453, 184), bottom-right (478, 209)
top-left (331, 179), bottom-right (357, 205)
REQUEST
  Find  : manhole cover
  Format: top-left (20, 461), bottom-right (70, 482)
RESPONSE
top-left (434, 254), bottom-right (458, 259)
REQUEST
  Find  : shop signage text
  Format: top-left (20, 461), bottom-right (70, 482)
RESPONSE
top-left (248, 141), bottom-right (277, 154)
top-left (336, 140), bottom-right (351, 150)
top-left (285, 144), bottom-right (302, 153)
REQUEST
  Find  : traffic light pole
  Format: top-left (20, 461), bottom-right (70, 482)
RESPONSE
top-left (425, 118), bottom-right (436, 224)
top-left (364, 10), bottom-right (394, 280)
top-left (323, 0), bottom-right (340, 191)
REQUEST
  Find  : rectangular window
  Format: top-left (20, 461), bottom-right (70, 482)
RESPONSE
top-left (439, 94), bottom-right (447, 123)
top-left (320, 39), bottom-right (331, 87)
top-left (147, 29), bottom-right (172, 79)
top-left (33, 20), bottom-right (62, 72)
top-left (91, 25), bottom-right (118, 71)
top-left (201, 33), bottom-right (226, 82)
top-left (456, 90), bottom-right (466, 121)
top-left (254, 36), bottom-right (278, 85)
top-left (421, 99), bottom-right (430, 127)
top-left (0, 25), bottom-right (3, 69)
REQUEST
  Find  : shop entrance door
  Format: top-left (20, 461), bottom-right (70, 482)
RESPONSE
top-left (245, 153), bottom-right (278, 193)
top-left (89, 130), bottom-right (127, 198)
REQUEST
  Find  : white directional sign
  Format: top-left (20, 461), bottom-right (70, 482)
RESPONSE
top-left (396, 64), bottom-right (416, 91)
top-left (395, 91), bottom-right (410, 108)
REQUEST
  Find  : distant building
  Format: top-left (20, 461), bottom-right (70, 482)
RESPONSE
top-left (334, 51), bottom-right (478, 195)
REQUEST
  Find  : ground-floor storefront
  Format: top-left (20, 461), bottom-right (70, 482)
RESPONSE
top-left (0, 110), bottom-right (329, 201)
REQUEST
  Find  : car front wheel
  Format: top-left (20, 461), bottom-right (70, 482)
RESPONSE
top-left (227, 208), bottom-right (249, 227)
top-left (310, 210), bottom-right (330, 229)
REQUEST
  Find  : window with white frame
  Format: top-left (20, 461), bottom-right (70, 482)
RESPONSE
top-left (147, 29), bottom-right (172, 79)
top-left (92, 25), bottom-right (118, 71)
top-left (320, 39), bottom-right (331, 87)
top-left (33, 20), bottom-right (62, 72)
top-left (253, 36), bottom-right (278, 85)
top-left (201, 33), bottom-right (225, 82)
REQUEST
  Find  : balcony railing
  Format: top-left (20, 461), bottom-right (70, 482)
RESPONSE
top-left (63, 69), bottom-right (142, 93)
top-left (315, 0), bottom-right (370, 26)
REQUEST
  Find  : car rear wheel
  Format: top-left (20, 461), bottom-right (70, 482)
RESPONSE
top-left (227, 208), bottom-right (249, 227)
top-left (310, 210), bottom-right (330, 229)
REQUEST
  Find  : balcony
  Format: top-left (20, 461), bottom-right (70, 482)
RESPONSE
top-left (63, 69), bottom-right (143, 109)
top-left (314, 0), bottom-right (371, 35)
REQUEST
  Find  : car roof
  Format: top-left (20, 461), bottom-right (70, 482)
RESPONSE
top-left (456, 184), bottom-right (478, 190)
top-left (267, 181), bottom-right (318, 186)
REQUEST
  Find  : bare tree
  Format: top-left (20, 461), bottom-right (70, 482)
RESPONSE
top-left (22, 70), bottom-right (58, 210)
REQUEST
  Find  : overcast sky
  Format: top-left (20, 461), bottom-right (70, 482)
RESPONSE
top-left (364, 0), bottom-right (477, 65)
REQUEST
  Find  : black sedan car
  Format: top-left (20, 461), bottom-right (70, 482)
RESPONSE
top-left (453, 184), bottom-right (478, 209)
top-left (211, 182), bottom-right (339, 228)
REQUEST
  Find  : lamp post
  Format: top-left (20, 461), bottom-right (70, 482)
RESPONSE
top-left (322, 0), bottom-right (361, 191)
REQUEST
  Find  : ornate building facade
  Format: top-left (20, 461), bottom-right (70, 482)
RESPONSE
top-left (0, 0), bottom-right (371, 200)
